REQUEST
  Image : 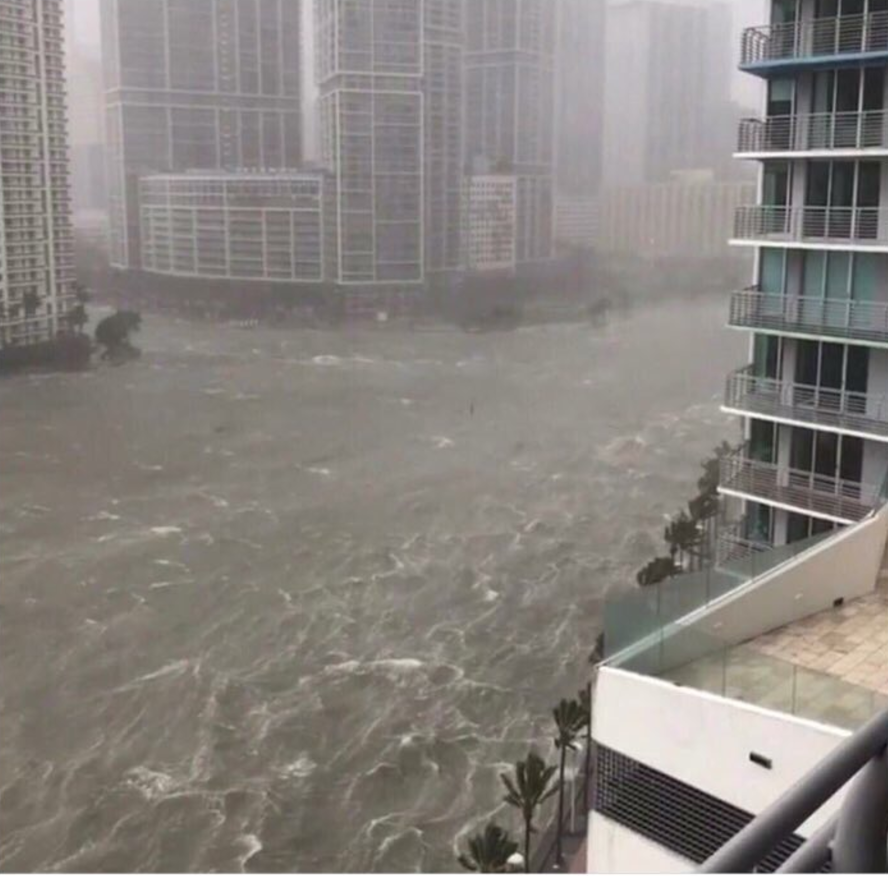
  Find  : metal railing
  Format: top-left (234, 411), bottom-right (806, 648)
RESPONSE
top-left (728, 289), bottom-right (888, 345)
top-left (734, 205), bottom-right (888, 246)
top-left (738, 110), bottom-right (888, 153)
top-left (725, 365), bottom-right (888, 439)
top-left (742, 11), bottom-right (888, 66)
top-left (719, 447), bottom-right (881, 523)
top-left (702, 708), bottom-right (888, 873)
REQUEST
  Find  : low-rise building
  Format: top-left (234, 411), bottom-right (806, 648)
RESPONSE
top-left (139, 171), bottom-right (335, 286)
top-left (555, 196), bottom-right (599, 252)
top-left (462, 176), bottom-right (518, 275)
top-left (595, 180), bottom-right (756, 260)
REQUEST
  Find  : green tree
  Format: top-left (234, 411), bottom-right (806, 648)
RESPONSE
top-left (636, 556), bottom-right (679, 588)
top-left (664, 510), bottom-right (702, 571)
top-left (458, 823), bottom-right (519, 874)
top-left (95, 311), bottom-right (142, 361)
top-left (553, 699), bottom-right (588, 866)
top-left (500, 750), bottom-right (558, 873)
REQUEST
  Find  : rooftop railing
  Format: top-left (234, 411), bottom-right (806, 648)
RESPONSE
top-left (734, 205), bottom-right (888, 247)
top-left (729, 289), bottom-right (888, 345)
top-left (741, 11), bottom-right (888, 66)
top-left (725, 365), bottom-right (888, 440)
top-left (738, 110), bottom-right (888, 153)
top-left (719, 446), bottom-right (881, 524)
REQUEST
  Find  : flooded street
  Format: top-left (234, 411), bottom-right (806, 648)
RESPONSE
top-left (0, 299), bottom-right (743, 872)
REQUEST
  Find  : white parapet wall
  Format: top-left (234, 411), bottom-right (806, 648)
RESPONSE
top-left (694, 506), bottom-right (888, 647)
top-left (588, 668), bottom-right (850, 874)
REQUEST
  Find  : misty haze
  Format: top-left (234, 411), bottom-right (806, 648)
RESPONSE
top-left (8, 0), bottom-right (888, 875)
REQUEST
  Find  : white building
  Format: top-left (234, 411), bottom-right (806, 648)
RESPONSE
top-left (139, 172), bottom-right (333, 285)
top-left (586, 2), bottom-right (888, 872)
top-left (462, 175), bottom-right (517, 274)
top-left (0, 0), bottom-right (75, 348)
top-left (554, 196), bottom-right (599, 253)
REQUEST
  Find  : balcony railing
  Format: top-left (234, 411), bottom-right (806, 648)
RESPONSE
top-left (741, 11), bottom-right (888, 66)
top-left (738, 110), bottom-right (888, 153)
top-left (719, 448), bottom-right (881, 523)
top-left (734, 205), bottom-right (888, 247)
top-left (725, 365), bottom-right (888, 439)
top-left (728, 290), bottom-right (888, 345)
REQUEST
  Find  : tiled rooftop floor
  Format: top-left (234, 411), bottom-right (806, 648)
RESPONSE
top-left (752, 582), bottom-right (888, 697)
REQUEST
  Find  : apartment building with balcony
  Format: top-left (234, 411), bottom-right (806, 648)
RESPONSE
top-left (462, 174), bottom-right (517, 274)
top-left (584, 3), bottom-right (888, 871)
top-left (0, 0), bottom-right (75, 349)
top-left (726, 0), bottom-right (888, 547)
top-left (100, 0), bottom-right (303, 272)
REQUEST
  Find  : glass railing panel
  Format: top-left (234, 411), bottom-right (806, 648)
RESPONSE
top-left (725, 642), bottom-right (797, 714)
top-left (793, 665), bottom-right (880, 731)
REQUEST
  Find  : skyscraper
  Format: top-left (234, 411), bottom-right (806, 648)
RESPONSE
top-left (315, 0), bottom-right (424, 294)
top-left (603, 0), bottom-right (734, 186)
top-left (464, 0), bottom-right (557, 266)
top-left (100, 0), bottom-right (303, 271)
top-left (0, 0), bottom-right (74, 348)
top-left (424, 0), bottom-right (464, 283)
top-left (556, 0), bottom-right (605, 197)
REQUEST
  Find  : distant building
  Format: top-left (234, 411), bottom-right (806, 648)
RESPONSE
top-left (464, 0), bottom-right (557, 266)
top-left (463, 176), bottom-right (518, 274)
top-left (603, 0), bottom-right (734, 186)
top-left (315, 0), bottom-right (424, 294)
top-left (139, 171), bottom-right (335, 286)
top-left (555, 196), bottom-right (599, 253)
top-left (100, 0), bottom-right (303, 271)
top-left (595, 180), bottom-right (756, 260)
top-left (556, 0), bottom-right (606, 197)
top-left (0, 0), bottom-right (75, 348)
top-left (424, 0), bottom-right (465, 283)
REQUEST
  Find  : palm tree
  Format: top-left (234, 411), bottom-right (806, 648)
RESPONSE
top-left (67, 304), bottom-right (89, 336)
top-left (578, 684), bottom-right (593, 812)
top-left (636, 556), bottom-right (678, 588)
top-left (553, 699), bottom-right (588, 866)
top-left (500, 750), bottom-right (558, 873)
top-left (664, 510), bottom-right (702, 572)
top-left (458, 823), bottom-right (519, 873)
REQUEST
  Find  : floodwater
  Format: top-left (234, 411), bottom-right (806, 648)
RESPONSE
top-left (0, 299), bottom-right (743, 872)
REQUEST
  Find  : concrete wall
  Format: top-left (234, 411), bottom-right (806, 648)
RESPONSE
top-left (589, 816), bottom-right (691, 874)
top-left (588, 668), bottom-right (850, 873)
top-left (695, 507), bottom-right (888, 646)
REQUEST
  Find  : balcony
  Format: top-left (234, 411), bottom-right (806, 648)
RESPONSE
top-left (732, 206), bottom-right (888, 251)
top-left (737, 110), bottom-right (888, 156)
top-left (719, 448), bottom-right (881, 524)
top-left (725, 365), bottom-right (888, 441)
top-left (741, 11), bottom-right (888, 76)
top-left (729, 289), bottom-right (888, 346)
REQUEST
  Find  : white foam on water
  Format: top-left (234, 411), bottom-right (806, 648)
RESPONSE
top-left (306, 467), bottom-right (333, 477)
top-left (431, 436), bottom-right (454, 449)
top-left (124, 766), bottom-right (177, 801)
top-left (236, 834), bottom-right (263, 871)
top-left (148, 581), bottom-right (176, 590)
top-left (150, 526), bottom-right (183, 537)
top-left (281, 755), bottom-right (317, 779)
top-left (115, 659), bottom-right (192, 692)
top-left (87, 511), bottom-right (122, 522)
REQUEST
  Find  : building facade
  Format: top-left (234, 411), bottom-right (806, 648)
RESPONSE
top-left (554, 195), bottom-right (598, 253)
top-left (464, 0), bottom-right (557, 266)
top-left (424, 0), bottom-right (464, 282)
top-left (555, 0), bottom-right (605, 198)
top-left (595, 179), bottom-right (756, 260)
top-left (100, 0), bottom-right (303, 271)
top-left (462, 175), bottom-right (517, 273)
top-left (139, 171), bottom-right (334, 285)
top-left (603, 0), bottom-right (734, 186)
top-left (0, 0), bottom-right (75, 348)
top-left (315, 0), bottom-right (424, 293)
top-left (724, 0), bottom-right (888, 548)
